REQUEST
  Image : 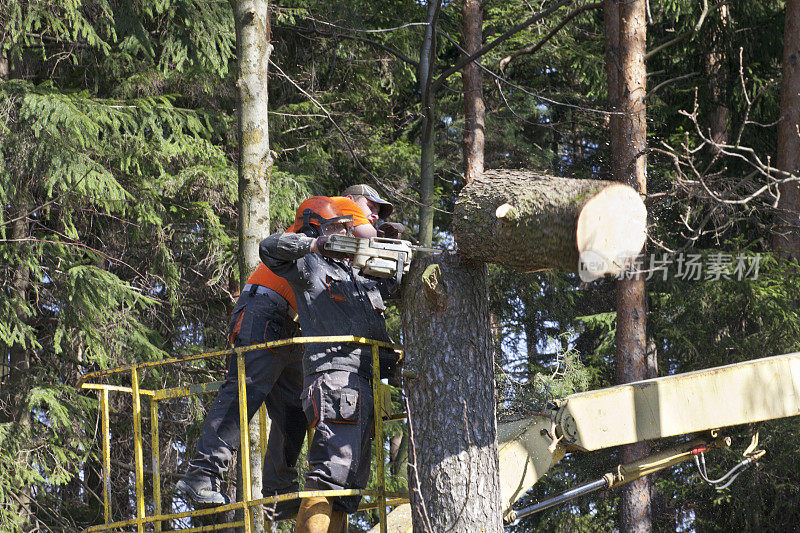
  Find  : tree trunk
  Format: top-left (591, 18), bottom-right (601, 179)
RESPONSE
top-left (461, 0), bottom-right (484, 184)
top-left (773, 0), bottom-right (800, 258)
top-left (233, 0), bottom-right (273, 285)
top-left (8, 195), bottom-right (33, 529)
top-left (0, 52), bottom-right (10, 394)
top-left (704, 4), bottom-right (731, 153)
top-left (418, 0), bottom-right (442, 247)
top-left (452, 170), bottom-right (646, 280)
top-left (605, 0), bottom-right (621, 157)
top-left (231, 0), bottom-right (272, 530)
top-left (389, 433), bottom-right (408, 478)
top-left (0, 54), bottom-right (32, 526)
top-left (608, 1), bottom-right (653, 532)
top-left (402, 252), bottom-right (502, 532)
top-left (0, 54), bottom-right (8, 81)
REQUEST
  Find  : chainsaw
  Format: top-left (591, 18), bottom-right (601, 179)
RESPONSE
top-left (324, 235), bottom-right (442, 284)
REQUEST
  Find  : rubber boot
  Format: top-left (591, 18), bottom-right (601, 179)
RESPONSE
top-left (327, 510), bottom-right (346, 533)
top-left (295, 496), bottom-right (332, 533)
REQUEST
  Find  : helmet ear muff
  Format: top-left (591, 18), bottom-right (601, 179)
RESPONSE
top-left (300, 225), bottom-right (320, 238)
top-left (299, 209), bottom-right (322, 237)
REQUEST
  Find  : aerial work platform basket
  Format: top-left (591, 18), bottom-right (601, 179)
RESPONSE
top-left (77, 336), bottom-right (408, 533)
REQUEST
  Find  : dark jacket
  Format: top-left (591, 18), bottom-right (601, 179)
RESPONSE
top-left (259, 232), bottom-right (398, 378)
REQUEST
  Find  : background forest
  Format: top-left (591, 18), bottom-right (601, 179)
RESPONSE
top-left (1, 0), bottom-right (799, 532)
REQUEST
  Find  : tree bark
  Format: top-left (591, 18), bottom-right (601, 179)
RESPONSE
top-left (773, 0), bottom-right (800, 258)
top-left (608, 1), bottom-right (653, 532)
top-left (0, 54), bottom-right (9, 81)
top-left (233, 0), bottom-right (273, 285)
top-left (0, 51), bottom-right (11, 394)
top-left (418, 0), bottom-right (442, 247)
top-left (704, 4), bottom-right (731, 153)
top-left (452, 170), bottom-right (646, 280)
top-left (461, 0), bottom-right (485, 184)
top-left (389, 433), bottom-right (409, 478)
top-left (401, 252), bottom-right (502, 532)
top-left (231, 0), bottom-right (271, 530)
top-left (605, 0), bottom-right (621, 156)
top-left (8, 195), bottom-right (33, 529)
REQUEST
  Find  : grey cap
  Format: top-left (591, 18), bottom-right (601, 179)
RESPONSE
top-left (342, 184), bottom-right (394, 219)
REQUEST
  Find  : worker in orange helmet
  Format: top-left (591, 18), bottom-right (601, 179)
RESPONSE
top-left (177, 186), bottom-right (394, 523)
top-left (260, 185), bottom-right (402, 532)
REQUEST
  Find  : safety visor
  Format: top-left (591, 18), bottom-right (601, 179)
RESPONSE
top-left (320, 215), bottom-right (354, 237)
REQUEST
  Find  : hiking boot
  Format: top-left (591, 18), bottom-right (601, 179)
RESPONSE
top-left (176, 473), bottom-right (231, 505)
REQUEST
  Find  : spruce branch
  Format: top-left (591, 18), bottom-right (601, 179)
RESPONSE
top-left (281, 23), bottom-right (420, 68)
top-left (499, 1), bottom-right (602, 71)
top-left (645, 0), bottom-right (726, 61)
top-left (432, 0), bottom-right (573, 91)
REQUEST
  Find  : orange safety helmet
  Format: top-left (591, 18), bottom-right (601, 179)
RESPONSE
top-left (293, 196), bottom-right (353, 237)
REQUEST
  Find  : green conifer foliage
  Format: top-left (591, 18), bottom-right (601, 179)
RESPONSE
top-left (0, 1), bottom-right (245, 529)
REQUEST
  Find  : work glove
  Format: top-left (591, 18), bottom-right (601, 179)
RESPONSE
top-left (310, 236), bottom-right (350, 260)
top-left (377, 222), bottom-right (406, 239)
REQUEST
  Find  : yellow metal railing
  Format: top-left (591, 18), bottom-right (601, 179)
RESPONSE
top-left (77, 336), bottom-right (408, 533)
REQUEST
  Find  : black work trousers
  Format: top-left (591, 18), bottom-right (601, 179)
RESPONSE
top-left (302, 370), bottom-right (374, 513)
top-left (185, 289), bottom-right (306, 495)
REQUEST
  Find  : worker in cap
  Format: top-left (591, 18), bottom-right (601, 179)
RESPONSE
top-left (342, 183), bottom-right (405, 239)
top-left (259, 197), bottom-right (401, 532)
top-left (342, 183), bottom-right (394, 220)
top-left (177, 193), bottom-right (382, 522)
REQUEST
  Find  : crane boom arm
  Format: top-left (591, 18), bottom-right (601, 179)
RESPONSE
top-left (498, 351), bottom-right (800, 516)
top-left (554, 351), bottom-right (800, 451)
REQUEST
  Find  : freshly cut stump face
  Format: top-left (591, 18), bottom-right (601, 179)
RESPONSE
top-left (576, 184), bottom-right (647, 281)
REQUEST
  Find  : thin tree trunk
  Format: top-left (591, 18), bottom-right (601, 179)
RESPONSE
top-left (84, 454), bottom-right (104, 522)
top-left (605, 0), bottom-right (621, 162)
top-left (418, 0), bottom-right (442, 247)
top-left (773, 0), bottom-right (800, 258)
top-left (9, 194), bottom-right (33, 529)
top-left (402, 253), bottom-right (502, 532)
top-left (0, 52), bottom-right (10, 393)
top-left (0, 57), bottom-right (31, 529)
top-left (397, 15), bottom-right (500, 529)
top-left (233, 0), bottom-right (273, 283)
top-left (461, 0), bottom-right (485, 184)
top-left (0, 54), bottom-right (9, 81)
top-left (608, 1), bottom-right (653, 532)
top-left (230, 0), bottom-right (272, 530)
top-left (704, 4), bottom-right (731, 153)
top-left (389, 433), bottom-right (409, 478)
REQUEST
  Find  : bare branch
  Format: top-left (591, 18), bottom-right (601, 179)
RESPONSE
top-left (647, 71), bottom-right (699, 99)
top-left (404, 392), bottom-right (434, 533)
top-left (285, 13), bottom-right (429, 34)
top-left (1, 237), bottom-right (149, 280)
top-left (268, 59), bottom-right (453, 214)
top-left (1, 169), bottom-right (92, 229)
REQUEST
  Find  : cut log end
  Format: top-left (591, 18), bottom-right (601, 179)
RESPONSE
top-left (453, 170), bottom-right (648, 276)
top-left (576, 184), bottom-right (647, 281)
